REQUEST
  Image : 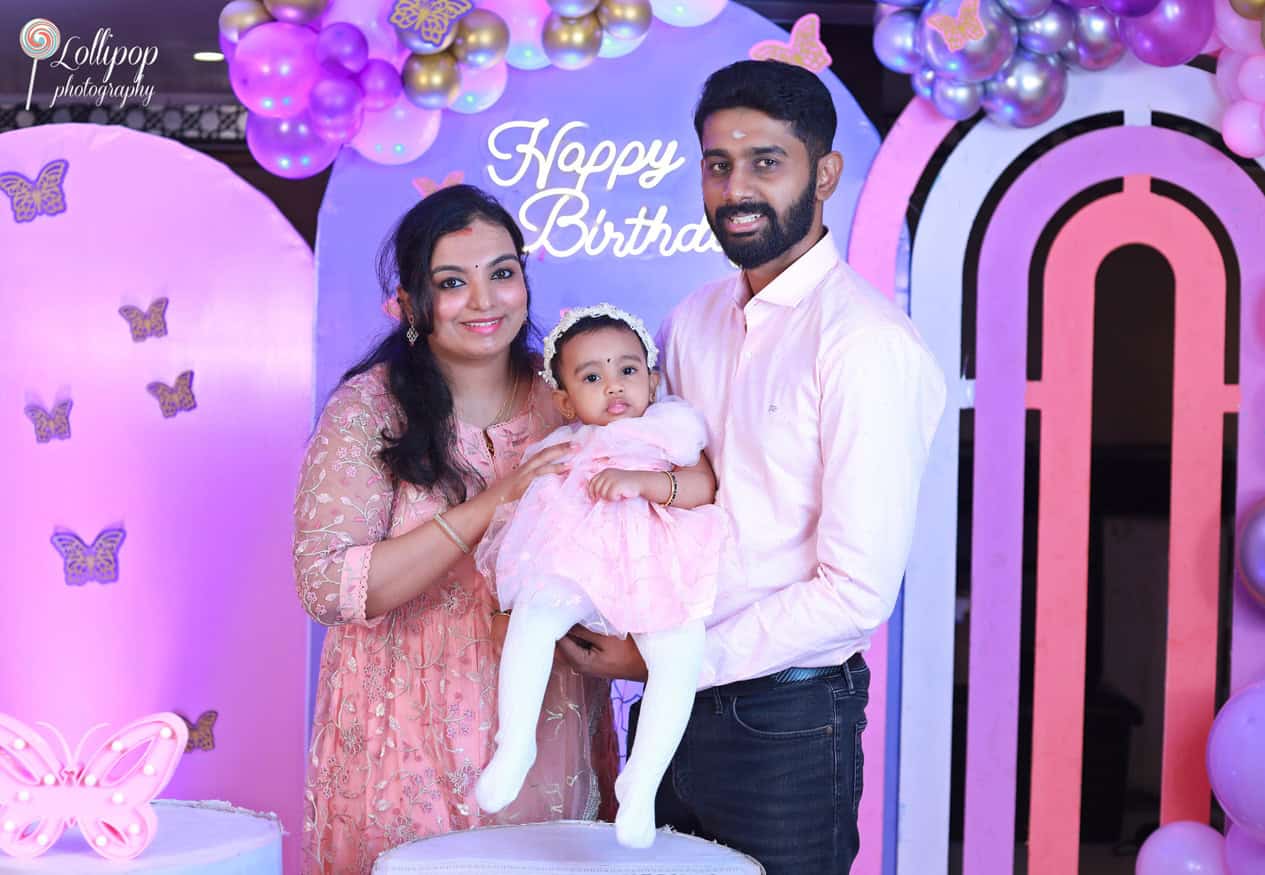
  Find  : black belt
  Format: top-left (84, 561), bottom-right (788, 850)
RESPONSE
top-left (705, 652), bottom-right (867, 698)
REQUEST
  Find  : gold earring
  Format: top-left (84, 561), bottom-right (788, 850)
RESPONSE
top-left (406, 317), bottom-right (418, 347)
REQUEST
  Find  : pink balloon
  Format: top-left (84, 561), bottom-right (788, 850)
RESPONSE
top-left (229, 22), bottom-right (321, 118)
top-left (449, 60), bottom-right (509, 114)
top-left (1215, 0), bottom-right (1263, 55)
top-left (1208, 681), bottom-right (1265, 840)
top-left (1238, 54), bottom-right (1265, 101)
top-left (1226, 825), bottom-right (1265, 875)
top-left (1120, 0), bottom-right (1215, 67)
top-left (1218, 51), bottom-right (1248, 101)
top-left (1223, 99), bottom-right (1265, 157)
top-left (349, 92), bottom-right (441, 165)
top-left (1136, 822), bottom-right (1228, 875)
top-left (1203, 28), bottom-right (1224, 54)
top-left (245, 111), bottom-right (340, 179)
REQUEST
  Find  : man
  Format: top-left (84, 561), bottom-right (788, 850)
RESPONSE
top-left (558, 60), bottom-right (946, 873)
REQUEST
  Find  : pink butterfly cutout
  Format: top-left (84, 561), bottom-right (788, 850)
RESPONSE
top-left (926, 0), bottom-right (986, 51)
top-left (749, 14), bottom-right (832, 73)
top-left (412, 170), bottom-right (465, 198)
top-left (0, 712), bottom-right (188, 860)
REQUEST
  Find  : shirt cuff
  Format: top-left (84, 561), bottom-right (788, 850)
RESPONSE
top-left (339, 542), bottom-right (385, 627)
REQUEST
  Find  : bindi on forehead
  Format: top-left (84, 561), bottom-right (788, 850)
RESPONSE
top-left (731, 130), bottom-right (747, 140)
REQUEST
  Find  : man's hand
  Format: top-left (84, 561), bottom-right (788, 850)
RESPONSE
top-left (588, 468), bottom-right (655, 502)
top-left (557, 625), bottom-right (648, 681)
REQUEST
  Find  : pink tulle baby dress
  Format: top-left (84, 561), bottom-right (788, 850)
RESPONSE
top-left (475, 396), bottom-right (731, 636)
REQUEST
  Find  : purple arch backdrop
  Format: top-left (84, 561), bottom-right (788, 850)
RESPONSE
top-left (308, 0), bottom-right (881, 751)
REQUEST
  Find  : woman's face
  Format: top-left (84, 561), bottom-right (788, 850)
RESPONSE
top-left (423, 219), bottom-right (528, 367)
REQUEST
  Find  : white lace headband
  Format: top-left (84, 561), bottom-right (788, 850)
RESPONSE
top-left (539, 303), bottom-right (659, 390)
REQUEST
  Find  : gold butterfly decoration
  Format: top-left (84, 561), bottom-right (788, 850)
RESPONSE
top-left (119, 297), bottom-right (169, 342)
top-left (412, 170), bottom-right (464, 198)
top-left (24, 399), bottom-right (72, 443)
top-left (389, 0), bottom-right (473, 47)
top-left (50, 527), bottom-right (126, 586)
top-left (927, 0), bottom-right (987, 52)
top-left (178, 710), bottom-right (218, 752)
top-left (147, 370), bottom-right (197, 418)
top-left (748, 14), bottom-right (832, 73)
top-left (0, 158), bottom-right (68, 223)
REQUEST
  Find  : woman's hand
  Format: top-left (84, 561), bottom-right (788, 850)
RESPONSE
top-left (489, 442), bottom-right (573, 505)
top-left (588, 468), bottom-right (660, 502)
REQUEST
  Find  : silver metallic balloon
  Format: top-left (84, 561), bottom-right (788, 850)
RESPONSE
top-left (1019, 2), bottom-right (1076, 53)
top-left (999, 0), bottom-right (1054, 20)
top-left (932, 78), bottom-right (983, 118)
top-left (874, 10), bottom-right (924, 74)
top-left (1071, 7), bottom-right (1125, 70)
top-left (982, 48), bottom-right (1068, 126)
top-left (912, 65), bottom-right (938, 99)
top-left (919, 0), bottom-right (1018, 83)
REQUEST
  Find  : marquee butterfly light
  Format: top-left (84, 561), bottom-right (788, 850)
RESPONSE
top-left (0, 712), bottom-right (187, 860)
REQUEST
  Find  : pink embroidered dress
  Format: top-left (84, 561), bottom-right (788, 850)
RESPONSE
top-left (476, 396), bottom-right (730, 636)
top-left (293, 365), bottom-right (617, 875)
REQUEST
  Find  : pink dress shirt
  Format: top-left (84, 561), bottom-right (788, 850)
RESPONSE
top-left (658, 231), bottom-right (947, 689)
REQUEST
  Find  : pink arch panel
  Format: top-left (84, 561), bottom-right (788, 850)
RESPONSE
top-left (974, 126), bottom-right (1263, 875)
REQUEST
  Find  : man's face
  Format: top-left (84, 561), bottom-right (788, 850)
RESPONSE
top-left (700, 108), bottom-right (818, 270)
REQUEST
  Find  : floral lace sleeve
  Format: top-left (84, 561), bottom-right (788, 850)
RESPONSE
top-left (293, 372), bottom-right (398, 627)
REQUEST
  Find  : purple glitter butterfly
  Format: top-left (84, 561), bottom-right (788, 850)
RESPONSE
top-left (0, 158), bottom-right (68, 223)
top-left (24, 399), bottom-right (72, 443)
top-left (50, 527), bottom-right (126, 586)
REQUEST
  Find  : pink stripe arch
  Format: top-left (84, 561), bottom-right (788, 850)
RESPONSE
top-left (972, 126), bottom-right (1261, 875)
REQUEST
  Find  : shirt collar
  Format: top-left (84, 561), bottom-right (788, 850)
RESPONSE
top-left (730, 229), bottom-right (841, 310)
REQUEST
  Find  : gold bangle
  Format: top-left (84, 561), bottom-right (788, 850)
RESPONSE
top-left (433, 511), bottom-right (471, 554)
top-left (660, 471), bottom-right (678, 507)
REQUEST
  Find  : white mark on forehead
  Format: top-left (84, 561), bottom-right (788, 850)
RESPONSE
top-left (731, 130), bottom-right (747, 140)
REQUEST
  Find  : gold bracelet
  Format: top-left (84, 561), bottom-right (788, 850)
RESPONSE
top-left (660, 471), bottom-right (678, 507)
top-left (433, 511), bottom-right (471, 554)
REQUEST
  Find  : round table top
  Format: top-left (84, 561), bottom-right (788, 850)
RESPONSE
top-left (373, 820), bottom-right (764, 874)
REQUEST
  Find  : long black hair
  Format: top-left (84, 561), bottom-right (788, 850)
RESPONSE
top-left (342, 185), bottom-right (538, 505)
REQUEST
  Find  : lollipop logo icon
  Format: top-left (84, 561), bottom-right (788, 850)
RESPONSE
top-left (20, 18), bottom-right (61, 110)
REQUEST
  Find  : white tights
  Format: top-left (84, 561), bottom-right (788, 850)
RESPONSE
top-left (474, 582), bottom-right (704, 848)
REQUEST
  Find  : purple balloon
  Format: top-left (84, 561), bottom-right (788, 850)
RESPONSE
top-left (1236, 500), bottom-right (1265, 605)
top-left (1209, 681), bottom-right (1265, 843)
top-left (1120, 0), bottom-right (1214, 66)
top-left (245, 111), bottom-right (340, 179)
top-left (229, 22), bottom-right (321, 118)
top-left (358, 58), bottom-right (403, 111)
top-left (1062, 0), bottom-right (1101, 9)
top-left (1104, 0), bottom-right (1161, 15)
top-left (309, 65), bottom-right (365, 144)
top-left (1136, 822), bottom-right (1228, 875)
top-left (1227, 825), bottom-right (1265, 875)
top-left (919, 0), bottom-right (1018, 83)
top-left (317, 22), bottom-right (369, 73)
top-left (219, 30), bottom-right (238, 65)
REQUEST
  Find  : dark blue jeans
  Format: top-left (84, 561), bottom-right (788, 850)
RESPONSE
top-left (629, 654), bottom-right (869, 874)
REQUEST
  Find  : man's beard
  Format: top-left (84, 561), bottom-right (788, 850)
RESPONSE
top-left (707, 177), bottom-right (817, 270)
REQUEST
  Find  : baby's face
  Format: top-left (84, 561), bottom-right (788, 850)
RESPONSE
top-left (553, 327), bottom-right (658, 426)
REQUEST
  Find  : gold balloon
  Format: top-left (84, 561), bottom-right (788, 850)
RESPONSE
top-left (1235, 0), bottom-right (1265, 18)
top-left (452, 9), bottom-right (510, 70)
top-left (396, 23), bottom-right (456, 54)
top-left (218, 0), bottom-right (273, 44)
top-left (597, 0), bottom-right (652, 41)
top-left (261, 0), bottom-right (328, 26)
top-left (549, 0), bottom-right (602, 16)
top-left (402, 52), bottom-right (462, 108)
top-left (541, 13), bottom-right (603, 70)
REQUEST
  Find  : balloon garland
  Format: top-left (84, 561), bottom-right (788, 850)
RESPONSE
top-left (220, 0), bottom-right (726, 176)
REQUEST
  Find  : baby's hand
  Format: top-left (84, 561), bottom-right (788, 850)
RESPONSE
top-left (588, 468), bottom-right (649, 502)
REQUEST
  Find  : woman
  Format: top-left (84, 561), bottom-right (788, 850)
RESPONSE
top-left (294, 186), bottom-right (617, 874)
